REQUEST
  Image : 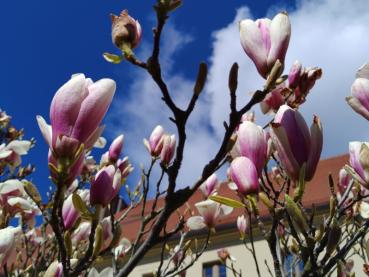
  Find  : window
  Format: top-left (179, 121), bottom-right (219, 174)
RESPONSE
top-left (284, 254), bottom-right (304, 277)
top-left (203, 262), bottom-right (226, 277)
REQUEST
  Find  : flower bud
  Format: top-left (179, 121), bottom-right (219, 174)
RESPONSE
top-left (237, 121), bottom-right (268, 175)
top-left (270, 105), bottom-right (323, 181)
top-left (108, 134), bottom-right (124, 163)
top-left (199, 173), bottom-right (219, 197)
top-left (62, 190), bottom-right (89, 230)
top-left (111, 10), bottom-right (142, 50)
top-left (237, 215), bottom-right (249, 239)
top-left (160, 134), bottom-right (176, 166)
top-left (90, 165), bottom-right (122, 206)
top-left (239, 12), bottom-right (291, 79)
top-left (288, 60), bottom-right (302, 89)
top-left (229, 157), bottom-right (259, 196)
top-left (143, 125), bottom-right (165, 157)
top-left (349, 141), bottom-right (369, 187)
top-left (260, 84), bottom-right (286, 114)
top-left (347, 72), bottom-right (369, 121)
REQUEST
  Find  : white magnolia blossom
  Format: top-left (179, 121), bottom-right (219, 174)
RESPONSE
top-left (187, 200), bottom-right (233, 230)
top-left (114, 238), bottom-right (132, 259)
top-left (0, 140), bottom-right (32, 167)
top-left (0, 226), bottom-right (21, 266)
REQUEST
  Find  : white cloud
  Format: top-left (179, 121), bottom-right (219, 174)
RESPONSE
top-left (207, 0), bottom-right (369, 158)
top-left (108, 0), bottom-right (369, 192)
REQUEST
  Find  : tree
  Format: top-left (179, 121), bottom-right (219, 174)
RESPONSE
top-left (0, 1), bottom-right (368, 276)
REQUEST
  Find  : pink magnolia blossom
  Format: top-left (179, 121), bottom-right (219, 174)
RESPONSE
top-left (237, 215), bottom-right (249, 239)
top-left (37, 74), bottom-right (116, 159)
top-left (0, 140), bottom-right (32, 168)
top-left (90, 165), bottom-right (122, 206)
top-left (239, 12), bottom-right (291, 78)
top-left (108, 134), bottom-right (124, 163)
top-left (288, 60), bottom-right (303, 89)
top-left (0, 226), bottom-right (21, 267)
top-left (0, 179), bottom-right (25, 206)
top-left (229, 157), bottom-right (259, 195)
top-left (160, 134), bottom-right (176, 166)
top-left (260, 84), bottom-right (286, 114)
top-left (237, 121), bottom-right (268, 175)
top-left (187, 200), bottom-right (233, 230)
top-left (117, 156), bottom-right (134, 179)
top-left (347, 62), bottom-right (369, 121)
top-left (48, 149), bottom-right (85, 187)
top-left (62, 190), bottom-right (89, 230)
top-left (270, 105), bottom-right (323, 181)
top-left (143, 125), bottom-right (165, 157)
top-left (338, 168), bottom-right (351, 194)
top-left (199, 173), bottom-right (219, 197)
top-left (349, 141), bottom-right (369, 186)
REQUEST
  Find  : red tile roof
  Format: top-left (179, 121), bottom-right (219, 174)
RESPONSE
top-left (120, 154), bottom-right (349, 241)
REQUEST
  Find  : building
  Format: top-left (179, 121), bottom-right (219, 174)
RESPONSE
top-left (119, 154), bottom-right (358, 277)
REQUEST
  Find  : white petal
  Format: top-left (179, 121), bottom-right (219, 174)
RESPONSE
top-left (356, 62), bottom-right (369, 79)
top-left (0, 179), bottom-right (25, 195)
top-left (360, 201), bottom-right (369, 219)
top-left (187, 216), bottom-right (206, 230)
top-left (94, 136), bottom-right (107, 149)
top-left (36, 115), bottom-right (52, 148)
top-left (6, 140), bottom-right (31, 155)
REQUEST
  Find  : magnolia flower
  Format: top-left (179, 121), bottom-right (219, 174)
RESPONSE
top-left (237, 215), bottom-right (249, 239)
top-left (117, 157), bottom-right (134, 179)
top-left (217, 248), bottom-right (236, 263)
top-left (143, 125), bottom-right (165, 157)
top-left (114, 238), bottom-right (132, 259)
top-left (288, 64), bottom-right (322, 106)
top-left (72, 221), bottom-right (91, 245)
top-left (108, 134), bottom-right (124, 163)
top-left (48, 149), bottom-right (85, 187)
top-left (7, 196), bottom-right (41, 227)
top-left (0, 179), bottom-right (25, 205)
top-left (160, 134), bottom-right (176, 166)
top-left (270, 105), bottom-right (323, 181)
top-left (62, 190), bottom-right (89, 230)
top-left (111, 10), bottom-right (142, 50)
top-left (347, 62), bottom-right (369, 121)
top-left (359, 201), bottom-right (369, 219)
top-left (0, 226), bottom-right (21, 266)
top-left (288, 60), bottom-right (303, 89)
top-left (260, 84), bottom-right (286, 114)
top-left (0, 140), bottom-right (32, 167)
top-left (338, 168), bottom-right (351, 194)
top-left (349, 141), bottom-right (369, 187)
top-left (237, 121), bottom-right (268, 175)
top-left (239, 12), bottom-right (291, 78)
top-left (229, 157), bottom-right (259, 195)
top-left (187, 200), bottom-right (233, 230)
top-left (37, 74), bottom-right (116, 160)
top-left (90, 165), bottom-right (122, 206)
top-left (199, 174), bottom-right (219, 197)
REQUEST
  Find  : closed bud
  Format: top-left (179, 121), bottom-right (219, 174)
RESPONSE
top-left (285, 194), bottom-right (308, 232)
top-left (93, 224), bottom-right (104, 257)
top-left (111, 10), bottom-right (142, 51)
top-left (326, 219), bottom-right (341, 256)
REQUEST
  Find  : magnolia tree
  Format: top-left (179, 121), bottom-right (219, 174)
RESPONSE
top-left (1, 1), bottom-right (369, 277)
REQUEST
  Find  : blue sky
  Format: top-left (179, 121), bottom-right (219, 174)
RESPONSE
top-left (1, 0), bottom-right (369, 199)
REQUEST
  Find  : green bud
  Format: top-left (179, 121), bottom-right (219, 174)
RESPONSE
top-left (285, 194), bottom-right (308, 232)
top-left (93, 224), bottom-right (103, 257)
